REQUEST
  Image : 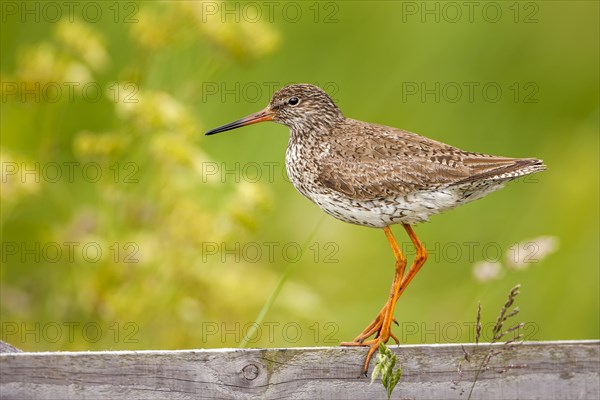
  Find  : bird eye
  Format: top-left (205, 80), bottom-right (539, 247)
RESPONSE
top-left (288, 97), bottom-right (299, 106)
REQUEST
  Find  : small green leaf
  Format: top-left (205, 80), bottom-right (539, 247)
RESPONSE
top-left (370, 363), bottom-right (382, 384)
top-left (372, 342), bottom-right (403, 400)
top-left (379, 341), bottom-right (387, 354)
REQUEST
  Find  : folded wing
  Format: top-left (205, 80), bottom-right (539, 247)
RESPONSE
top-left (317, 122), bottom-right (546, 200)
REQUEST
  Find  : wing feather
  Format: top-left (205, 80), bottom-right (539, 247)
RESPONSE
top-left (316, 120), bottom-right (545, 200)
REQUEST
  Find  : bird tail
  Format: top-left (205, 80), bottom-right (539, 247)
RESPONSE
top-left (457, 157), bottom-right (546, 184)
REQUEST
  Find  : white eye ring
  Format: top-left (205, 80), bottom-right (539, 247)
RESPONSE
top-left (288, 97), bottom-right (300, 106)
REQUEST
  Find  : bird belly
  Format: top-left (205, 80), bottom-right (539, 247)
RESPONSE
top-left (305, 182), bottom-right (507, 228)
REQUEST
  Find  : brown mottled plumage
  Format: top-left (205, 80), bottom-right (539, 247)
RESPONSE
top-left (206, 83), bottom-right (546, 373)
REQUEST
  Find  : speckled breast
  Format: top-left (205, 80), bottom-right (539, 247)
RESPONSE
top-left (285, 139), bottom-right (507, 228)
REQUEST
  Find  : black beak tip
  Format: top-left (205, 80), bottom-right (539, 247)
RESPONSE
top-left (204, 109), bottom-right (272, 137)
top-left (204, 127), bottom-right (223, 136)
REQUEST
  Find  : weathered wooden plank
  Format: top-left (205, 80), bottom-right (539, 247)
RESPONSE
top-left (0, 340), bottom-right (598, 399)
top-left (0, 341), bottom-right (21, 354)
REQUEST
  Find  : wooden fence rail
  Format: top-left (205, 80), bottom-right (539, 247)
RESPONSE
top-left (1, 340), bottom-right (598, 399)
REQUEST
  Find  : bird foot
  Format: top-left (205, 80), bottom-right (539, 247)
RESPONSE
top-left (341, 334), bottom-right (400, 376)
top-left (340, 302), bottom-right (400, 374)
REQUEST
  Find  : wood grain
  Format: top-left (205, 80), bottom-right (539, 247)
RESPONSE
top-left (1, 340), bottom-right (598, 399)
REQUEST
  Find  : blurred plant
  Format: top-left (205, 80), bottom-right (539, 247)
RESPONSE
top-left (0, 151), bottom-right (41, 224)
top-left (179, 1), bottom-right (280, 61)
top-left (55, 19), bottom-right (109, 72)
top-left (472, 237), bottom-right (558, 283)
top-left (472, 260), bottom-right (503, 283)
top-left (0, 1), bottom-right (294, 351)
top-left (506, 236), bottom-right (559, 270)
top-left (129, 1), bottom-right (280, 61)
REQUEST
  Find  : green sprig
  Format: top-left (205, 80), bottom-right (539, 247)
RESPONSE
top-left (371, 342), bottom-right (402, 400)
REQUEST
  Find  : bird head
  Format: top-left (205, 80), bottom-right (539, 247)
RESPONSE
top-left (205, 84), bottom-right (343, 136)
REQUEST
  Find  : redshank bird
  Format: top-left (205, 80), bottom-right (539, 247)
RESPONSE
top-left (205, 84), bottom-right (546, 373)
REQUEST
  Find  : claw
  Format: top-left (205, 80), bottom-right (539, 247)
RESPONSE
top-left (364, 342), bottom-right (379, 373)
top-left (340, 301), bottom-right (401, 374)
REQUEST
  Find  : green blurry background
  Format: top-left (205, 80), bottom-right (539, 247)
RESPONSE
top-left (1, 1), bottom-right (598, 351)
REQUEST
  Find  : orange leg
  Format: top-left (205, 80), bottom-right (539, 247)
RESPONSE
top-left (341, 224), bottom-right (428, 374)
top-left (343, 227), bottom-right (406, 343)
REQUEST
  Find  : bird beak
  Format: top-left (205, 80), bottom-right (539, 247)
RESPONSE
top-left (205, 108), bottom-right (275, 135)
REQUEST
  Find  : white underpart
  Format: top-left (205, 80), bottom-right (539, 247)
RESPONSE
top-left (306, 182), bottom-right (506, 228)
